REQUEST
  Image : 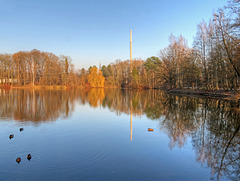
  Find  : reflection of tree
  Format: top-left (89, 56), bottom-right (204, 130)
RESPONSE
top-left (87, 88), bottom-right (105, 107)
top-left (101, 89), bottom-right (147, 116)
top-left (0, 89), bottom-right (76, 123)
top-left (192, 100), bottom-right (240, 181)
top-left (144, 93), bottom-right (239, 180)
top-left (98, 89), bottom-right (240, 180)
top-left (0, 88), bottom-right (239, 180)
top-left (140, 92), bottom-right (198, 148)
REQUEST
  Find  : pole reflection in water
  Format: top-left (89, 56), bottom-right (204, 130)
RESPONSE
top-left (0, 88), bottom-right (239, 181)
top-left (130, 104), bottom-right (133, 141)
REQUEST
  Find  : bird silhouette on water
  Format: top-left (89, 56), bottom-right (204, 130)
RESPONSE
top-left (9, 134), bottom-right (14, 139)
top-left (16, 157), bottom-right (21, 164)
top-left (20, 128), bottom-right (24, 132)
top-left (27, 154), bottom-right (32, 161)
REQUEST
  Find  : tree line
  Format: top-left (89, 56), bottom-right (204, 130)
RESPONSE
top-left (1, 0), bottom-right (239, 91)
top-left (80, 0), bottom-right (240, 91)
top-left (100, 0), bottom-right (240, 90)
top-left (0, 49), bottom-right (105, 88)
top-left (0, 49), bottom-right (77, 87)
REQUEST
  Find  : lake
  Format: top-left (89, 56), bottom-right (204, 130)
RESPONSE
top-left (0, 88), bottom-right (239, 181)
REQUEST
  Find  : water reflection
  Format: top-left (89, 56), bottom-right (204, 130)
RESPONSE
top-left (0, 88), bottom-right (239, 180)
top-left (0, 89), bottom-right (76, 123)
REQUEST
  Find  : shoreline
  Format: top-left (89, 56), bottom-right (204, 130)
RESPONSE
top-left (1, 86), bottom-right (240, 100)
top-left (167, 89), bottom-right (240, 100)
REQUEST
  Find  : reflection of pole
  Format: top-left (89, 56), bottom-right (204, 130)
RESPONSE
top-left (130, 99), bottom-right (132, 141)
top-left (130, 108), bottom-right (132, 141)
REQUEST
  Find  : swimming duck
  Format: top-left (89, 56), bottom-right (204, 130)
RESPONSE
top-left (27, 154), bottom-right (32, 161)
top-left (148, 128), bottom-right (154, 132)
top-left (20, 128), bottom-right (24, 132)
top-left (9, 134), bottom-right (14, 139)
top-left (16, 157), bottom-right (21, 164)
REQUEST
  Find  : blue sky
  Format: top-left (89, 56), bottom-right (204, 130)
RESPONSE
top-left (0, 0), bottom-right (227, 69)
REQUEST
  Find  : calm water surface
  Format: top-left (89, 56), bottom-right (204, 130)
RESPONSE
top-left (0, 89), bottom-right (239, 181)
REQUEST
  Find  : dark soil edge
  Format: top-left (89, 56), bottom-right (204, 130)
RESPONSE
top-left (167, 89), bottom-right (239, 100)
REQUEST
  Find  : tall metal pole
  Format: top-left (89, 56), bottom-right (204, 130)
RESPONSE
top-left (32, 60), bottom-right (35, 87)
top-left (130, 30), bottom-right (132, 73)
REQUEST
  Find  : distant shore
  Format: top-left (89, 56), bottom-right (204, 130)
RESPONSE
top-left (1, 85), bottom-right (240, 100)
top-left (0, 85), bottom-right (111, 90)
top-left (0, 85), bottom-right (72, 90)
top-left (167, 89), bottom-right (240, 100)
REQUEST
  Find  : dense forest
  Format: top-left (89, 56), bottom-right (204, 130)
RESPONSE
top-left (0, 0), bottom-right (240, 91)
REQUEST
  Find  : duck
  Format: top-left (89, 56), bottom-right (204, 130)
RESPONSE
top-left (9, 134), bottom-right (14, 139)
top-left (16, 157), bottom-right (21, 164)
top-left (27, 154), bottom-right (32, 161)
top-left (148, 128), bottom-right (154, 132)
top-left (20, 128), bottom-right (24, 132)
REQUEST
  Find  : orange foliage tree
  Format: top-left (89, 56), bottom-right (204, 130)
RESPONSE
top-left (87, 67), bottom-right (105, 87)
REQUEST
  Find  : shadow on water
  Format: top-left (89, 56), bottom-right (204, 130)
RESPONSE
top-left (0, 88), bottom-right (239, 180)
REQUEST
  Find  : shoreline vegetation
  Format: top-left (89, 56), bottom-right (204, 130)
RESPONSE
top-left (1, 84), bottom-right (239, 101)
top-left (167, 88), bottom-right (240, 100)
top-left (1, 1), bottom-right (240, 100)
